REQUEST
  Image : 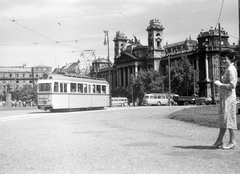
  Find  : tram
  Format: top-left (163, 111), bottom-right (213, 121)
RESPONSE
top-left (37, 73), bottom-right (109, 111)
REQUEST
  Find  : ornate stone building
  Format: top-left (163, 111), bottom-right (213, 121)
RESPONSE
top-left (93, 19), bottom-right (236, 99)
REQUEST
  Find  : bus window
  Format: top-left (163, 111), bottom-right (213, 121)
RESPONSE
top-left (60, 83), bottom-right (63, 92)
top-left (150, 95), bottom-right (153, 99)
top-left (96, 85), bottom-right (101, 93)
top-left (144, 95), bottom-right (149, 99)
top-left (64, 83), bottom-right (67, 93)
top-left (78, 83), bottom-right (83, 93)
top-left (102, 85), bottom-right (106, 93)
top-left (71, 83), bottom-right (76, 92)
top-left (39, 83), bottom-right (52, 92)
top-left (84, 84), bottom-right (87, 93)
top-left (54, 82), bottom-right (59, 92)
top-left (154, 95), bottom-right (157, 99)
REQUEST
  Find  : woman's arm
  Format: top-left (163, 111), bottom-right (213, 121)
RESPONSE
top-left (220, 67), bottom-right (237, 90)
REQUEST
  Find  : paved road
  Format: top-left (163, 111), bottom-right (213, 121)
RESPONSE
top-left (0, 106), bottom-right (240, 174)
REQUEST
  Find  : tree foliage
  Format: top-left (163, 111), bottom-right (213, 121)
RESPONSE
top-left (111, 69), bottom-right (165, 105)
top-left (165, 56), bottom-right (199, 96)
top-left (17, 85), bottom-right (37, 102)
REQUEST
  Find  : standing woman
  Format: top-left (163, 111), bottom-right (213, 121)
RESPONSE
top-left (213, 49), bottom-right (238, 150)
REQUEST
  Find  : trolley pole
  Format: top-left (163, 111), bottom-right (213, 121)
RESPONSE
top-left (104, 30), bottom-right (111, 106)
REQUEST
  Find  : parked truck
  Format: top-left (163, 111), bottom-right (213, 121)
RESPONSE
top-left (173, 94), bottom-right (212, 105)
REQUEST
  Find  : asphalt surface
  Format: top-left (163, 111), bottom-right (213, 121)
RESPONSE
top-left (0, 106), bottom-right (240, 174)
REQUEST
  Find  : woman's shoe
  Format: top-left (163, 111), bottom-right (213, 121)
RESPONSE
top-left (211, 141), bottom-right (223, 148)
top-left (222, 142), bottom-right (237, 150)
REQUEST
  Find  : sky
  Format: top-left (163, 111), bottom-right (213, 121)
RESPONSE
top-left (0, 0), bottom-right (238, 70)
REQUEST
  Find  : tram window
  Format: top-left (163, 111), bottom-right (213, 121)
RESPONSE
top-left (54, 82), bottom-right (59, 92)
top-left (88, 85), bottom-right (91, 93)
top-left (96, 85), bottom-right (101, 93)
top-left (71, 83), bottom-right (76, 92)
top-left (60, 83), bottom-right (63, 92)
top-left (39, 83), bottom-right (51, 92)
top-left (64, 83), bottom-right (67, 93)
top-left (83, 84), bottom-right (87, 93)
top-left (102, 85), bottom-right (106, 93)
top-left (92, 85), bottom-right (96, 93)
top-left (78, 83), bottom-right (83, 93)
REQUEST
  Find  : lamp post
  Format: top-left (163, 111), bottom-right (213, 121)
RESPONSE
top-left (131, 74), bottom-right (135, 106)
top-left (166, 42), bottom-right (171, 106)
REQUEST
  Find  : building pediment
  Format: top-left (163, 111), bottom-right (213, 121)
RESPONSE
top-left (115, 52), bottom-right (138, 64)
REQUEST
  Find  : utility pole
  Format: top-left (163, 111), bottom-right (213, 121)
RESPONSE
top-left (31, 67), bottom-right (35, 86)
top-left (104, 30), bottom-right (111, 106)
top-left (218, 23), bottom-right (222, 79)
top-left (239, 0), bottom-right (240, 55)
top-left (166, 42), bottom-right (171, 106)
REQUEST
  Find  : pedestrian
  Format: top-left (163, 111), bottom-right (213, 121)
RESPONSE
top-left (212, 49), bottom-right (238, 150)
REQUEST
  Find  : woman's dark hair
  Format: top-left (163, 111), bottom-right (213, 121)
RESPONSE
top-left (220, 49), bottom-right (236, 62)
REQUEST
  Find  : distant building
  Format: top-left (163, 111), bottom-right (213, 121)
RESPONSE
top-left (0, 64), bottom-right (52, 96)
top-left (92, 19), bottom-right (238, 99)
top-left (53, 60), bottom-right (91, 76)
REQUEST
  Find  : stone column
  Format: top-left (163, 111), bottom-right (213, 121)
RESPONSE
top-left (123, 67), bottom-right (126, 87)
top-left (117, 68), bottom-right (119, 87)
top-left (205, 55), bottom-right (210, 81)
top-left (127, 66), bottom-right (130, 86)
top-left (196, 58), bottom-right (199, 71)
top-left (119, 68), bottom-right (122, 87)
top-left (135, 64), bottom-right (138, 76)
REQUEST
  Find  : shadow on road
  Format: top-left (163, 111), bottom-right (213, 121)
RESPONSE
top-left (174, 145), bottom-right (217, 150)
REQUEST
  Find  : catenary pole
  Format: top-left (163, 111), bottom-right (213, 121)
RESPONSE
top-left (219, 23), bottom-right (222, 79)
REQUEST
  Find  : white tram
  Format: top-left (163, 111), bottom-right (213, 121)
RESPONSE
top-left (37, 74), bottom-right (109, 111)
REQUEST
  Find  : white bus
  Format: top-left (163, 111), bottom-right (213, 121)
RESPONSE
top-left (142, 93), bottom-right (178, 106)
top-left (37, 74), bottom-right (109, 111)
top-left (111, 97), bottom-right (128, 106)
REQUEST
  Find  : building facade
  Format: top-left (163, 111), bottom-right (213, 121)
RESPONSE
top-left (0, 65), bottom-right (52, 96)
top-left (93, 19), bottom-right (237, 99)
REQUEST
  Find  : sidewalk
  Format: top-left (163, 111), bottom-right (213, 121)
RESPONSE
top-left (0, 106), bottom-right (38, 111)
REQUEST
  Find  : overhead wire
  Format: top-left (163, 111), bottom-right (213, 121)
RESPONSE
top-left (0, 13), bottom-right (82, 50)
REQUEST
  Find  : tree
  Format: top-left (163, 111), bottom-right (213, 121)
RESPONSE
top-left (165, 56), bottom-right (199, 96)
top-left (18, 84), bottom-right (37, 103)
top-left (131, 69), bottom-right (164, 105)
top-left (111, 69), bottom-right (165, 105)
